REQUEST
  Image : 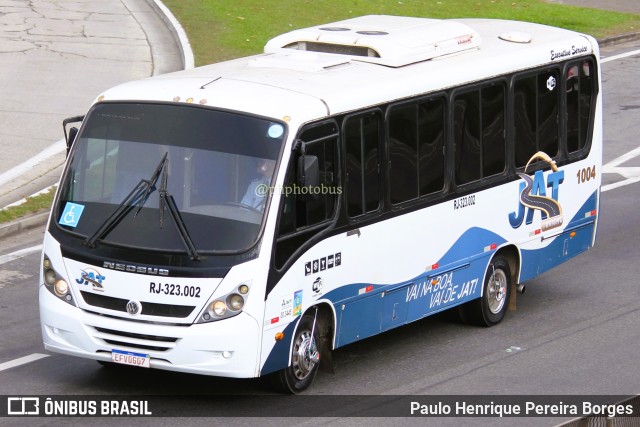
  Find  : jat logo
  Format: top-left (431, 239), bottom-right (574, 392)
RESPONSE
top-left (509, 152), bottom-right (565, 231)
top-left (76, 268), bottom-right (106, 291)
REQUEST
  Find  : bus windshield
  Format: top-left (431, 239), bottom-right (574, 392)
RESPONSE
top-left (55, 102), bottom-right (285, 254)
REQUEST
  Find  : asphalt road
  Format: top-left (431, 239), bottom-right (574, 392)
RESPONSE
top-left (0, 43), bottom-right (639, 427)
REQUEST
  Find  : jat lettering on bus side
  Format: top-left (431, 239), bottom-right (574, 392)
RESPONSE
top-left (508, 169), bottom-right (565, 228)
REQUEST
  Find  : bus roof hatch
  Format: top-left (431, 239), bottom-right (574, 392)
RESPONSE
top-left (264, 15), bottom-right (481, 67)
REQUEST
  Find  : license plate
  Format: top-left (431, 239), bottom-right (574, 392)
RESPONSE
top-left (111, 349), bottom-right (150, 368)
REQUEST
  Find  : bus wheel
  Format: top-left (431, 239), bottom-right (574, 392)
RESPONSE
top-left (271, 314), bottom-right (320, 394)
top-left (459, 256), bottom-right (511, 327)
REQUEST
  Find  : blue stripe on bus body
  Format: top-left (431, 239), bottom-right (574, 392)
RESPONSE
top-left (326, 190), bottom-right (598, 348)
top-left (260, 319), bottom-right (298, 376)
top-left (519, 190), bottom-right (598, 282)
top-left (321, 227), bottom-right (508, 306)
top-left (261, 190), bottom-right (598, 374)
top-left (326, 227), bottom-right (507, 347)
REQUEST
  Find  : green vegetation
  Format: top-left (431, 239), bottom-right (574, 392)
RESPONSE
top-left (0, 188), bottom-right (55, 224)
top-left (163, 0), bottom-right (640, 66)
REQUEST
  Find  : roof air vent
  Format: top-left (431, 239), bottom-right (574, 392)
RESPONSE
top-left (499, 32), bottom-right (532, 43)
top-left (264, 15), bottom-right (481, 67)
top-left (283, 41), bottom-right (380, 58)
top-left (356, 30), bottom-right (389, 36)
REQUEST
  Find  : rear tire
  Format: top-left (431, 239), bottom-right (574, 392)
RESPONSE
top-left (459, 256), bottom-right (511, 326)
top-left (271, 314), bottom-right (320, 394)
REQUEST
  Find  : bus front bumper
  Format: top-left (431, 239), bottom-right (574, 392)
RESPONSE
top-left (39, 286), bottom-right (261, 378)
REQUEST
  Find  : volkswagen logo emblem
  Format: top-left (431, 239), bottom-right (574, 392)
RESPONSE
top-left (126, 300), bottom-right (141, 315)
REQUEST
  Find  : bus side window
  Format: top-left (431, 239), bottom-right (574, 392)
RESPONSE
top-left (274, 122), bottom-right (339, 269)
top-left (418, 98), bottom-right (446, 196)
top-left (514, 69), bottom-right (560, 168)
top-left (388, 97), bottom-right (446, 204)
top-left (454, 83), bottom-right (506, 186)
top-left (566, 59), bottom-right (594, 154)
top-left (344, 111), bottom-right (382, 217)
top-left (389, 103), bottom-right (419, 204)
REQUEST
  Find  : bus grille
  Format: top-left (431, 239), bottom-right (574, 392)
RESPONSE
top-left (80, 291), bottom-right (195, 318)
top-left (91, 326), bottom-right (179, 352)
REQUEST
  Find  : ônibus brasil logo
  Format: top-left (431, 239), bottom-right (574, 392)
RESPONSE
top-left (508, 151), bottom-right (565, 232)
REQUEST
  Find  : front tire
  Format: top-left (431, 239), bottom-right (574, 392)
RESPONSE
top-left (459, 256), bottom-right (512, 326)
top-left (271, 314), bottom-right (320, 394)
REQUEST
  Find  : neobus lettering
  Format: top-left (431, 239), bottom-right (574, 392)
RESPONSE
top-left (103, 261), bottom-right (169, 276)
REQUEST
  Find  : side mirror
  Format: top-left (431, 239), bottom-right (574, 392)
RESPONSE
top-left (297, 155), bottom-right (319, 200)
top-left (67, 127), bottom-right (79, 153)
top-left (63, 115), bottom-right (84, 156)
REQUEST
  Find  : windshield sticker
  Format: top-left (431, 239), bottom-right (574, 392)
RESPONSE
top-left (267, 124), bottom-right (284, 139)
top-left (59, 202), bottom-right (85, 228)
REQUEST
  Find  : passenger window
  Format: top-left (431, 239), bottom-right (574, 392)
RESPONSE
top-left (344, 111), bottom-right (382, 217)
top-left (388, 97), bottom-right (445, 204)
top-left (454, 83), bottom-right (506, 185)
top-left (514, 70), bottom-right (560, 167)
top-left (566, 60), bottom-right (594, 154)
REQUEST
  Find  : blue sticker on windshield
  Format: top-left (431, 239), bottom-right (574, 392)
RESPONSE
top-left (59, 202), bottom-right (85, 228)
top-left (267, 124), bottom-right (284, 139)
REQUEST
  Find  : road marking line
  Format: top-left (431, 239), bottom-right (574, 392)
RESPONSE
top-left (602, 176), bottom-right (640, 193)
top-left (602, 48), bottom-right (640, 63)
top-left (603, 146), bottom-right (640, 168)
top-left (0, 245), bottom-right (43, 266)
top-left (0, 139), bottom-right (65, 188)
top-left (602, 146), bottom-right (640, 192)
top-left (0, 353), bottom-right (49, 372)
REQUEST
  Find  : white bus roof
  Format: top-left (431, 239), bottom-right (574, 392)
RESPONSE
top-left (98, 16), bottom-right (596, 125)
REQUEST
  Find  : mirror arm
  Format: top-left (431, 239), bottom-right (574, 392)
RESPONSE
top-left (62, 115), bottom-right (85, 155)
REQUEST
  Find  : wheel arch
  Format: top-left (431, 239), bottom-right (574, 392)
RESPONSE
top-left (495, 244), bottom-right (521, 286)
top-left (302, 301), bottom-right (336, 350)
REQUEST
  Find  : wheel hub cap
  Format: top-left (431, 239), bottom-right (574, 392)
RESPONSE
top-left (292, 331), bottom-right (319, 380)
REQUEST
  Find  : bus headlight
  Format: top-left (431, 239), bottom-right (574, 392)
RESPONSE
top-left (211, 300), bottom-right (227, 316)
top-left (42, 255), bottom-right (76, 306)
top-left (198, 282), bottom-right (251, 323)
top-left (228, 294), bottom-right (244, 311)
top-left (54, 279), bottom-right (69, 297)
top-left (44, 269), bottom-right (57, 286)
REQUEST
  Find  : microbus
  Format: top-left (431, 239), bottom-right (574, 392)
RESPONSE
top-left (40, 15), bottom-right (601, 393)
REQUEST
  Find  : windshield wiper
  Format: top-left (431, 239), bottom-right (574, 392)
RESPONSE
top-left (158, 160), bottom-right (200, 261)
top-left (84, 152), bottom-right (168, 248)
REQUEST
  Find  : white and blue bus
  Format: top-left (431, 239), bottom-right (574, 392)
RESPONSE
top-left (40, 15), bottom-right (601, 393)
